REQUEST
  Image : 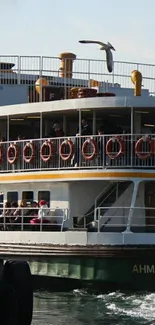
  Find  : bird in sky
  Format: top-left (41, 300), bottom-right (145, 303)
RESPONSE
top-left (79, 40), bottom-right (115, 73)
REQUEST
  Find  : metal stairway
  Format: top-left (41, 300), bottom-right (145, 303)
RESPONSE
top-left (78, 181), bottom-right (132, 227)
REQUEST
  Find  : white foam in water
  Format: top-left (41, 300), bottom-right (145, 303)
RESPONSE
top-left (98, 292), bottom-right (155, 322)
top-left (32, 291), bottom-right (155, 324)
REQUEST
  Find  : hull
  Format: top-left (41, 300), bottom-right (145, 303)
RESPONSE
top-left (28, 245), bottom-right (155, 291)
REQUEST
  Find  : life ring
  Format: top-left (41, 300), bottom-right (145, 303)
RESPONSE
top-left (40, 141), bottom-right (54, 162)
top-left (59, 139), bottom-right (74, 161)
top-left (82, 138), bottom-right (98, 161)
top-left (135, 136), bottom-right (155, 159)
top-left (7, 143), bottom-right (19, 164)
top-left (23, 142), bottom-right (35, 163)
top-left (106, 136), bottom-right (125, 159)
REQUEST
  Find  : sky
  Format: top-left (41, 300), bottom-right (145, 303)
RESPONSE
top-left (0, 0), bottom-right (155, 64)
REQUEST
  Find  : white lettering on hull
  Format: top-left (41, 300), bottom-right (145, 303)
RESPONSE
top-left (132, 265), bottom-right (155, 273)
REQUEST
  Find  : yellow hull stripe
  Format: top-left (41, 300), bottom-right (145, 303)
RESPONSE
top-left (0, 170), bottom-right (154, 182)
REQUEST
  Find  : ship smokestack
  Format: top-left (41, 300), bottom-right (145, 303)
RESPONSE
top-left (131, 70), bottom-right (142, 96)
top-left (59, 52), bottom-right (76, 78)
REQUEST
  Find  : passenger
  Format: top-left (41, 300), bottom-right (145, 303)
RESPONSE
top-left (53, 122), bottom-right (64, 137)
top-left (29, 201), bottom-right (38, 216)
top-left (4, 202), bottom-right (11, 217)
top-left (9, 201), bottom-right (18, 224)
top-left (13, 199), bottom-right (27, 223)
top-left (30, 200), bottom-right (50, 225)
top-left (26, 201), bottom-right (39, 223)
top-left (10, 201), bottom-right (18, 215)
top-left (74, 119), bottom-right (92, 167)
top-left (76, 118), bottom-right (92, 136)
top-left (0, 202), bottom-right (11, 230)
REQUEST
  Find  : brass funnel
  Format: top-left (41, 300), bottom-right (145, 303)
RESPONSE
top-left (131, 70), bottom-right (142, 96)
top-left (59, 52), bottom-right (76, 78)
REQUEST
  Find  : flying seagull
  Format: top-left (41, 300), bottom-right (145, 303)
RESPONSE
top-left (79, 40), bottom-right (115, 73)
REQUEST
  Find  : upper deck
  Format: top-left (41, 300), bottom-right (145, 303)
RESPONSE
top-left (0, 54), bottom-right (154, 179)
top-left (0, 53), bottom-right (154, 104)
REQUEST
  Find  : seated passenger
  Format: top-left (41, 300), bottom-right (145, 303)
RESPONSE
top-left (3, 202), bottom-right (11, 222)
top-left (29, 201), bottom-right (38, 216)
top-left (30, 200), bottom-right (50, 224)
top-left (25, 201), bottom-right (38, 223)
top-left (13, 199), bottom-right (27, 223)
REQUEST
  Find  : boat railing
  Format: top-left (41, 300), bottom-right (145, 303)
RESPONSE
top-left (1, 205), bottom-right (155, 233)
top-left (0, 133), bottom-right (155, 172)
top-left (94, 206), bottom-right (155, 233)
top-left (0, 55), bottom-right (155, 99)
top-left (0, 207), bottom-right (69, 231)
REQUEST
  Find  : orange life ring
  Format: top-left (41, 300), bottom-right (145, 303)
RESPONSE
top-left (106, 136), bottom-right (125, 159)
top-left (7, 143), bottom-right (19, 164)
top-left (59, 139), bottom-right (74, 161)
top-left (23, 142), bottom-right (35, 163)
top-left (82, 138), bottom-right (98, 161)
top-left (40, 141), bottom-right (54, 162)
top-left (135, 137), bottom-right (155, 159)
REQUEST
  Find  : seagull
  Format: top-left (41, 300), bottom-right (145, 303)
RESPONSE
top-left (79, 40), bottom-right (115, 73)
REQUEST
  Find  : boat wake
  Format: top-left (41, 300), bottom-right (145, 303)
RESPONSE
top-left (32, 290), bottom-right (155, 325)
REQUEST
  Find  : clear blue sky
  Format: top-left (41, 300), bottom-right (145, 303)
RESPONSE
top-left (1, 0), bottom-right (155, 63)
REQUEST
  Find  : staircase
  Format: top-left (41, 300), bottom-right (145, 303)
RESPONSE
top-left (78, 181), bottom-right (132, 227)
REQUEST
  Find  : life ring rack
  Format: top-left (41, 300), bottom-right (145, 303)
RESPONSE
top-left (106, 136), bottom-right (125, 159)
top-left (23, 141), bottom-right (35, 163)
top-left (40, 140), bottom-right (54, 162)
top-left (82, 138), bottom-right (98, 161)
top-left (7, 143), bottom-right (19, 164)
top-left (59, 139), bottom-right (74, 161)
top-left (135, 136), bottom-right (155, 159)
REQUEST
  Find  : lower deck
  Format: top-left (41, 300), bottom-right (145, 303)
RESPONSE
top-left (0, 174), bottom-right (155, 237)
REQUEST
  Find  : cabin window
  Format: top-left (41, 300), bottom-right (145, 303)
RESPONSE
top-left (22, 191), bottom-right (34, 205)
top-left (38, 191), bottom-right (50, 207)
top-left (7, 191), bottom-right (18, 204)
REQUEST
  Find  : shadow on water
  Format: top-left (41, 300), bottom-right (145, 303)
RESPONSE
top-left (32, 290), bottom-right (155, 325)
top-left (32, 275), bottom-right (155, 294)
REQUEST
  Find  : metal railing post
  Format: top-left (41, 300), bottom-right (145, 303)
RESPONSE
top-left (21, 209), bottom-right (24, 231)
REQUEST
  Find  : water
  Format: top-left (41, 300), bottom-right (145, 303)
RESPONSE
top-left (32, 290), bottom-right (155, 325)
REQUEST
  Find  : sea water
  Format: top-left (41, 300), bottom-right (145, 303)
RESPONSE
top-left (32, 290), bottom-right (155, 325)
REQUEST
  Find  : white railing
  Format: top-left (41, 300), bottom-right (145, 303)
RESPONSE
top-left (0, 55), bottom-right (155, 99)
top-left (94, 206), bottom-right (155, 233)
top-left (0, 207), bottom-right (69, 232)
top-left (1, 205), bottom-right (155, 233)
top-left (0, 133), bottom-right (155, 172)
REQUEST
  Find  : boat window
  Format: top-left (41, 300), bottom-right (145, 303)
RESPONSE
top-left (38, 191), bottom-right (50, 207)
top-left (22, 191), bottom-right (34, 205)
top-left (7, 191), bottom-right (18, 204)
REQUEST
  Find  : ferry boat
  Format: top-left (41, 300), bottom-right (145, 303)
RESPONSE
top-left (0, 52), bottom-right (155, 290)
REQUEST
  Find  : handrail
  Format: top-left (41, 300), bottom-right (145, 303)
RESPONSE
top-left (94, 183), bottom-right (119, 221)
top-left (0, 207), bottom-right (69, 231)
top-left (96, 205), bottom-right (154, 231)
